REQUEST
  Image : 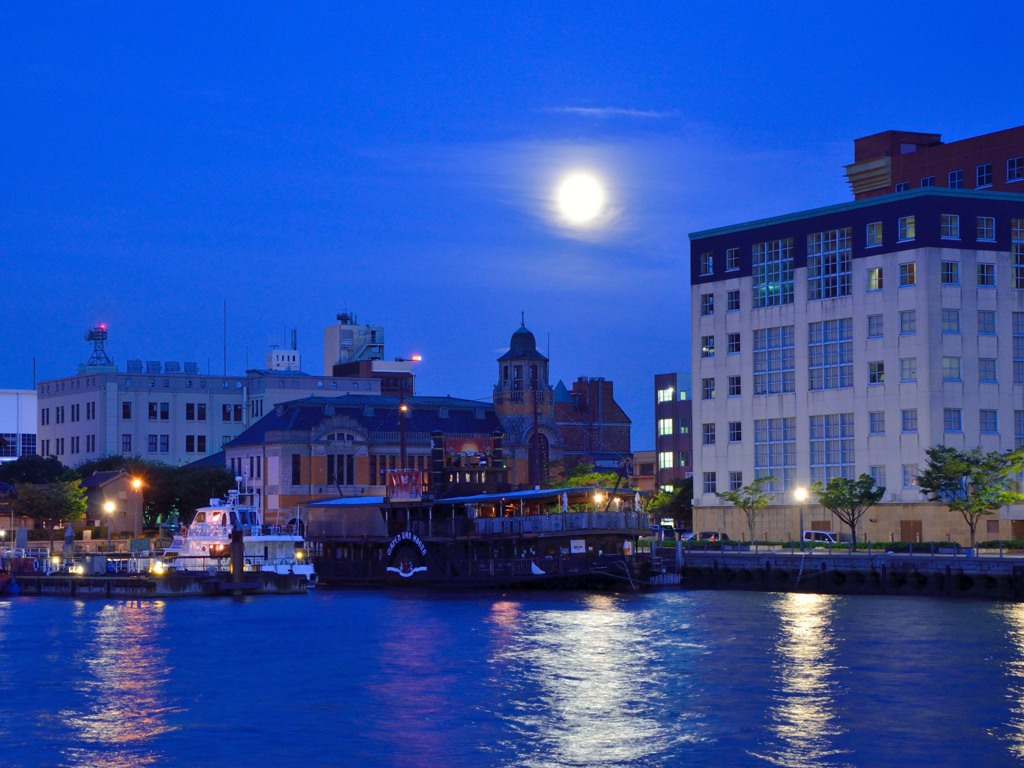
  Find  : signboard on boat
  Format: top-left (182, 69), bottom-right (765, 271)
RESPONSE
top-left (386, 469), bottom-right (422, 501)
top-left (570, 539), bottom-right (586, 554)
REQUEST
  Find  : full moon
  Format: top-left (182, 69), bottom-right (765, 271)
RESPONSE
top-left (556, 172), bottom-right (606, 225)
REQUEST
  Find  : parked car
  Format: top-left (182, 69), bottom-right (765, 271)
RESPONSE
top-left (802, 530), bottom-right (851, 544)
top-left (678, 530), bottom-right (695, 541)
top-left (696, 531), bottom-right (730, 542)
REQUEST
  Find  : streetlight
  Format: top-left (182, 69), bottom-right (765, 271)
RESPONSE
top-left (131, 477), bottom-right (143, 537)
top-left (794, 486), bottom-right (808, 551)
top-left (104, 500), bottom-right (115, 551)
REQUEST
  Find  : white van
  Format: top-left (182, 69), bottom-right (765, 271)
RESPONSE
top-left (802, 530), bottom-right (850, 544)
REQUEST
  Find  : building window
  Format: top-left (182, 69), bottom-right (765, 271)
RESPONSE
top-left (940, 214), bottom-right (960, 239)
top-left (977, 263), bottom-right (996, 287)
top-left (148, 434), bottom-right (157, 452)
top-left (899, 262), bottom-right (916, 286)
top-left (121, 434), bottom-right (131, 452)
top-left (979, 358), bottom-right (997, 383)
top-left (728, 375), bottom-right (741, 396)
top-left (868, 361), bottom-right (885, 384)
top-left (727, 289), bottom-right (740, 311)
top-left (869, 465), bottom-right (886, 489)
top-left (754, 417), bottom-right (795, 493)
top-left (1009, 157), bottom-right (1024, 183)
top-left (807, 227), bottom-right (852, 300)
top-left (148, 402), bottom-right (158, 420)
top-left (658, 418), bottom-right (673, 436)
top-left (920, 176), bottom-right (935, 187)
top-left (900, 309), bottom-right (917, 334)
top-left (867, 314), bottom-right (883, 338)
top-left (700, 293), bottom-right (715, 316)
top-left (1014, 312), bottom-right (1024, 384)
top-left (754, 325), bottom-right (795, 394)
top-left (657, 387), bottom-right (674, 403)
top-left (943, 408), bottom-right (962, 433)
top-left (940, 261), bottom-right (960, 285)
top-left (977, 216), bottom-right (996, 241)
top-left (902, 464), bottom-right (919, 489)
top-left (728, 422), bottom-right (742, 443)
top-left (699, 252), bottom-right (713, 276)
top-left (1016, 410), bottom-right (1024, 449)
top-left (943, 356), bottom-right (962, 381)
top-left (868, 411), bottom-right (885, 435)
top-left (809, 413), bottom-right (854, 484)
top-left (658, 451), bottom-right (673, 470)
top-left (701, 335), bottom-right (715, 358)
top-left (901, 409), bottom-right (918, 433)
top-left (867, 266), bottom-right (883, 291)
top-left (978, 310), bottom-right (996, 335)
top-left (727, 332), bottom-right (741, 354)
top-left (728, 471), bottom-right (743, 491)
top-left (898, 216), bottom-right (916, 242)
top-left (701, 378), bottom-right (715, 400)
top-left (866, 221), bottom-right (883, 247)
top-left (980, 409), bottom-right (998, 433)
top-left (160, 435), bottom-right (169, 453)
top-left (1014, 219), bottom-right (1024, 290)
top-left (808, 318), bottom-right (852, 391)
top-left (977, 162), bottom-right (993, 188)
top-left (679, 417), bottom-right (690, 435)
top-left (186, 403), bottom-right (195, 421)
top-left (122, 402), bottom-right (131, 419)
top-left (186, 435), bottom-right (195, 452)
top-left (703, 472), bottom-right (717, 495)
top-left (894, 182), bottom-right (908, 192)
top-left (222, 404), bottom-right (232, 422)
top-left (198, 435), bottom-right (207, 453)
top-left (949, 169), bottom-right (963, 189)
top-left (726, 247), bottom-right (740, 271)
top-left (942, 308), bottom-right (960, 334)
top-left (702, 423), bottom-right (716, 445)
top-left (752, 237), bottom-right (794, 308)
top-left (900, 357), bottom-right (917, 382)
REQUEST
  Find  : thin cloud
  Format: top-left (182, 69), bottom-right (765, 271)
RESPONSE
top-left (549, 106), bottom-right (678, 120)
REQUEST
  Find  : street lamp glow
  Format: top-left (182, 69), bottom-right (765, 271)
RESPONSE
top-left (794, 486), bottom-right (808, 503)
top-left (132, 477), bottom-right (142, 491)
top-left (104, 500), bottom-right (115, 552)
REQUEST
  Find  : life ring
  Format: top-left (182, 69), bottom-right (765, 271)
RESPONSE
top-left (32, 559), bottom-right (39, 572)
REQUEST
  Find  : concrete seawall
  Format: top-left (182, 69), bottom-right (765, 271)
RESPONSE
top-left (677, 550), bottom-right (1024, 600)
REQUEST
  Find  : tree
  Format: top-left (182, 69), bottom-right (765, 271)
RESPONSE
top-left (812, 474), bottom-right (885, 550)
top-left (0, 455), bottom-right (68, 484)
top-left (648, 478), bottom-right (693, 530)
top-left (717, 476), bottom-right (775, 542)
top-left (916, 446), bottom-right (1024, 549)
top-left (562, 463), bottom-right (620, 489)
top-left (13, 480), bottom-right (87, 545)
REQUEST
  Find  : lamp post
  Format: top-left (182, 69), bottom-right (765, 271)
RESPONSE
top-left (794, 486), bottom-right (808, 551)
top-left (131, 477), bottom-right (143, 537)
top-left (104, 500), bottom-right (115, 552)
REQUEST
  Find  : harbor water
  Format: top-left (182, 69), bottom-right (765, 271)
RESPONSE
top-left (2, 588), bottom-right (1024, 767)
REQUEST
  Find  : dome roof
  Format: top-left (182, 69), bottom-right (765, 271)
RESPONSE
top-left (498, 320), bottom-right (548, 362)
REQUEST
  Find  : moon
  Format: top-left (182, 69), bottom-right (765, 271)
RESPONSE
top-left (556, 172), bottom-right (606, 225)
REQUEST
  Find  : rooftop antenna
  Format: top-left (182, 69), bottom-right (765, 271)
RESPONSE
top-left (84, 324), bottom-right (114, 366)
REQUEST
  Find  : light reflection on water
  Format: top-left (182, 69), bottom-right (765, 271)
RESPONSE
top-left (486, 593), bottom-right (668, 768)
top-left (997, 603), bottom-right (1024, 759)
top-left (59, 600), bottom-right (181, 768)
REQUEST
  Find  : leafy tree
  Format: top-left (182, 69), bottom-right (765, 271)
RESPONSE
top-left (562, 463), bottom-right (620, 489)
top-left (0, 455), bottom-right (68, 484)
top-left (717, 476), bottom-right (775, 542)
top-left (648, 478), bottom-right (694, 530)
top-left (13, 480), bottom-right (87, 545)
top-left (812, 474), bottom-right (885, 550)
top-left (916, 446), bottom-right (1024, 549)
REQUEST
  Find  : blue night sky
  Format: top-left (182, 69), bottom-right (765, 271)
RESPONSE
top-left (2, 2), bottom-right (1021, 443)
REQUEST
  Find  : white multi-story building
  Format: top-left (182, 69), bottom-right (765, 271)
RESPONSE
top-left (0, 389), bottom-right (37, 463)
top-left (690, 185), bottom-right (1024, 542)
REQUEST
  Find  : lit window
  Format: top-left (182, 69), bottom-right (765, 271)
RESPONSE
top-left (866, 222), bottom-right (883, 247)
top-left (657, 387), bottom-right (674, 403)
top-left (752, 238), bottom-right (794, 307)
top-left (701, 335), bottom-right (715, 358)
top-left (902, 464), bottom-right (919, 488)
top-left (867, 266), bottom-right (883, 291)
top-left (899, 262), bottom-right (916, 286)
top-left (898, 216), bottom-right (916, 242)
top-left (657, 418), bottom-right (673, 436)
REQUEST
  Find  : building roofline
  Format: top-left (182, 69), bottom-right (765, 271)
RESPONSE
top-left (689, 187), bottom-right (1024, 241)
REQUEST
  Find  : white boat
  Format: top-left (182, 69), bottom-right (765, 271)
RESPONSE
top-left (162, 488), bottom-right (317, 585)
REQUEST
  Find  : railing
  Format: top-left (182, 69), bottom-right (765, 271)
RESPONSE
top-left (473, 512), bottom-right (648, 536)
